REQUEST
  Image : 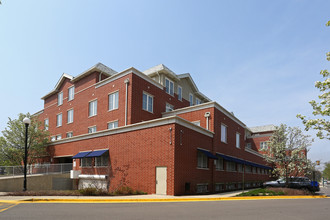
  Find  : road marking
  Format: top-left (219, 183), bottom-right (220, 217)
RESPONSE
top-left (0, 202), bottom-right (19, 213)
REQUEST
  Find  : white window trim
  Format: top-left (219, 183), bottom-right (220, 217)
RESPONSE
top-left (165, 102), bottom-right (174, 112)
top-left (66, 131), bottom-right (73, 138)
top-left (107, 120), bottom-right (119, 130)
top-left (108, 90), bottom-right (119, 111)
top-left (58, 92), bottom-right (63, 106)
top-left (178, 86), bottom-right (182, 101)
top-left (142, 92), bottom-right (154, 113)
top-left (236, 132), bottom-right (240, 148)
top-left (88, 99), bottom-right (98, 117)
top-left (68, 86), bottom-right (75, 101)
top-left (56, 113), bottom-right (62, 127)
top-left (44, 118), bottom-right (49, 130)
top-left (221, 123), bottom-right (227, 143)
top-left (88, 125), bottom-right (97, 134)
top-left (165, 77), bottom-right (174, 96)
top-left (189, 93), bottom-right (194, 106)
top-left (67, 108), bottom-right (74, 124)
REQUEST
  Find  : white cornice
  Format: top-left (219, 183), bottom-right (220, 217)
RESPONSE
top-left (49, 116), bottom-right (214, 145)
top-left (162, 101), bottom-right (246, 128)
top-left (41, 73), bottom-right (74, 100)
top-left (95, 67), bottom-right (164, 90)
top-left (143, 64), bottom-right (180, 81)
top-left (71, 63), bottom-right (117, 83)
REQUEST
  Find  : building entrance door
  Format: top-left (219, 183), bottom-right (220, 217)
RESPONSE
top-left (156, 167), bottom-right (167, 195)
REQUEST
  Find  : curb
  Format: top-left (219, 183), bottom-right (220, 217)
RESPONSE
top-left (17, 195), bottom-right (328, 203)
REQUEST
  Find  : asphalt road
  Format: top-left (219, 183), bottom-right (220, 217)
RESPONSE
top-left (1, 198), bottom-right (330, 220)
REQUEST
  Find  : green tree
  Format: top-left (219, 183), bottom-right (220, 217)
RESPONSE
top-left (297, 20), bottom-right (330, 139)
top-left (263, 124), bottom-right (313, 185)
top-left (323, 162), bottom-right (330, 179)
top-left (0, 113), bottom-right (50, 166)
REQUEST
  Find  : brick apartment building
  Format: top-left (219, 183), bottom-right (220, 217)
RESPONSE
top-left (35, 63), bottom-right (273, 195)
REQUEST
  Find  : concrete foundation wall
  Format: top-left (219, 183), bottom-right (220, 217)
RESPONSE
top-left (0, 173), bottom-right (73, 192)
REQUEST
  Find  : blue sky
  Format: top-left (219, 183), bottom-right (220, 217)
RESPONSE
top-left (0, 0), bottom-right (329, 168)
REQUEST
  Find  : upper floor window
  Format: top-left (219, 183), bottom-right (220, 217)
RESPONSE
top-left (237, 164), bottom-right (243, 172)
top-left (196, 98), bottom-right (201, 105)
top-left (51, 136), bottom-right (56, 142)
top-left (44, 118), bottom-right (49, 130)
top-left (58, 92), bottom-right (63, 106)
top-left (109, 91), bottom-right (119, 111)
top-left (66, 132), bottom-right (73, 138)
top-left (246, 143), bottom-right (252, 149)
top-left (260, 142), bottom-right (268, 150)
top-left (56, 134), bottom-right (62, 140)
top-left (221, 124), bottom-right (227, 143)
top-left (108, 121), bottom-right (118, 129)
top-left (178, 86), bottom-right (182, 101)
top-left (197, 150), bottom-right (208, 169)
top-left (56, 113), bottom-right (62, 127)
top-left (165, 77), bottom-right (174, 96)
top-left (236, 133), bottom-right (240, 148)
top-left (89, 100), bottom-right (97, 117)
top-left (68, 86), bottom-right (75, 101)
top-left (189, 93), bottom-right (194, 106)
top-left (88, 126), bottom-right (97, 134)
top-left (67, 109), bottom-right (74, 124)
top-left (142, 92), bottom-right (153, 113)
top-left (165, 103), bottom-right (174, 112)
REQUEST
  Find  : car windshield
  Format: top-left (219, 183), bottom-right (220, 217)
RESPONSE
top-left (277, 178), bottom-right (285, 182)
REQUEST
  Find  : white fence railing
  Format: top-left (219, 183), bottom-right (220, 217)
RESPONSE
top-left (0, 163), bottom-right (73, 177)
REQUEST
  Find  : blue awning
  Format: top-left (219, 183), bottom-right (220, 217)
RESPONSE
top-left (198, 149), bottom-right (218, 159)
top-left (216, 153), bottom-right (272, 170)
top-left (72, 151), bottom-right (92, 159)
top-left (85, 149), bottom-right (108, 158)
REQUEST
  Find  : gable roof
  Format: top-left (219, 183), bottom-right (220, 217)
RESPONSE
top-left (143, 64), bottom-right (180, 81)
top-left (40, 73), bottom-right (74, 100)
top-left (178, 73), bottom-right (211, 102)
top-left (41, 63), bottom-right (117, 100)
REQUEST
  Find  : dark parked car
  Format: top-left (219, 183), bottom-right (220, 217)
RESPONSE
top-left (263, 177), bottom-right (320, 192)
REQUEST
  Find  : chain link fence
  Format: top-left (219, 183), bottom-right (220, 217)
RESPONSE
top-left (0, 163), bottom-right (72, 177)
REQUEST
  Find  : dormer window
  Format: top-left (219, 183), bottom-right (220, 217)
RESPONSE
top-left (189, 93), bottom-right (194, 106)
top-left (178, 86), bottom-right (182, 101)
top-left (196, 98), bottom-right (201, 105)
top-left (165, 77), bottom-right (174, 96)
top-left (58, 92), bottom-right (63, 106)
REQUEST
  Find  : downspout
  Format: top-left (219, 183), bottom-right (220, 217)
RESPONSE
top-left (124, 78), bottom-right (130, 126)
top-left (204, 112), bottom-right (210, 130)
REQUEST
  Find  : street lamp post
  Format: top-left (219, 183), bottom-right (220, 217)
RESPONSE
top-left (23, 117), bottom-right (31, 191)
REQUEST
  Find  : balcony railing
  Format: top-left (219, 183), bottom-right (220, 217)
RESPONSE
top-left (0, 163), bottom-right (73, 177)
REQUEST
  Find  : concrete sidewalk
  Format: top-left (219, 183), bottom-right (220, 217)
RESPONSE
top-left (0, 190), bottom-right (327, 203)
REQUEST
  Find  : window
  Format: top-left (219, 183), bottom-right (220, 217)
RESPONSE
top-left (236, 133), bottom-right (240, 148)
top-left (246, 143), bottom-right (252, 149)
top-left (197, 150), bottom-right (208, 168)
top-left (196, 184), bottom-right (208, 193)
top-left (108, 121), bottom-right (118, 129)
top-left (89, 100), bottom-right (97, 117)
top-left (56, 113), bottom-right (62, 127)
top-left (252, 167), bottom-right (257, 174)
top-left (260, 142), bottom-right (268, 150)
top-left (51, 136), bottom-right (56, 142)
top-left (227, 184), bottom-right (236, 190)
top-left (68, 86), bottom-right (75, 101)
top-left (142, 92), bottom-right (153, 113)
top-left (215, 184), bottom-right (224, 192)
top-left (165, 77), bottom-right (174, 96)
top-left (189, 93), bottom-right (194, 106)
top-left (215, 157), bottom-right (224, 170)
top-left (95, 154), bottom-right (109, 167)
top-left (237, 164), bottom-right (243, 172)
top-left (58, 92), bottom-right (63, 106)
top-left (178, 86), bottom-right (182, 101)
top-left (67, 109), bottom-right (73, 124)
top-left (81, 157), bottom-right (92, 167)
top-left (56, 134), bottom-right (62, 140)
top-left (44, 118), bottom-right (49, 130)
top-left (165, 103), bottom-right (174, 112)
top-left (196, 98), bottom-right (201, 105)
top-left (221, 124), bottom-right (227, 143)
top-left (88, 126), bottom-right (97, 133)
top-left (109, 91), bottom-right (119, 111)
top-left (66, 132), bottom-right (73, 138)
top-left (226, 161), bottom-right (236, 172)
top-left (245, 165), bottom-right (252, 173)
